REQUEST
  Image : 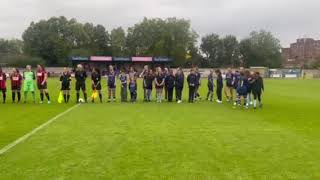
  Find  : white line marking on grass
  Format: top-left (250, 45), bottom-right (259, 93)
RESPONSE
top-left (0, 104), bottom-right (81, 156)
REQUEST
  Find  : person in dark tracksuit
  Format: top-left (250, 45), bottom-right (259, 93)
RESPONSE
top-left (215, 69), bottom-right (223, 103)
top-left (187, 69), bottom-right (197, 103)
top-left (119, 70), bottom-right (128, 102)
top-left (252, 72), bottom-right (264, 109)
top-left (194, 67), bottom-right (201, 100)
top-left (175, 68), bottom-right (184, 103)
top-left (145, 69), bottom-right (154, 102)
top-left (91, 68), bottom-right (102, 103)
top-left (165, 69), bottom-right (175, 102)
top-left (75, 64), bottom-right (87, 103)
top-left (207, 70), bottom-right (214, 101)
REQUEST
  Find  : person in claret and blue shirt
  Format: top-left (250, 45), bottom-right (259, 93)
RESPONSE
top-left (0, 67), bottom-right (7, 103)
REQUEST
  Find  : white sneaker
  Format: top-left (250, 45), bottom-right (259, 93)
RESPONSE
top-left (216, 100), bottom-right (222, 104)
top-left (177, 100), bottom-right (182, 103)
top-left (39, 101), bottom-right (43, 104)
top-left (47, 101), bottom-right (51, 104)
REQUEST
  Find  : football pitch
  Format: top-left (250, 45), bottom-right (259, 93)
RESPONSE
top-left (0, 79), bottom-right (319, 179)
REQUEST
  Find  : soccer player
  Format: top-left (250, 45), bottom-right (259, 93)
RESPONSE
top-left (140, 65), bottom-right (149, 101)
top-left (224, 68), bottom-right (234, 102)
top-left (165, 69), bottom-right (175, 102)
top-left (91, 68), bottom-right (102, 103)
top-left (23, 65), bottom-right (36, 103)
top-left (10, 68), bottom-right (22, 103)
top-left (215, 69), bottom-right (223, 103)
top-left (107, 67), bottom-right (116, 102)
top-left (163, 67), bottom-right (169, 100)
top-left (252, 72), bottom-right (264, 109)
top-left (75, 64), bottom-right (87, 103)
top-left (187, 68), bottom-right (197, 103)
top-left (175, 67), bottom-right (184, 103)
top-left (145, 69), bottom-right (154, 102)
top-left (194, 67), bottom-right (201, 100)
top-left (0, 67), bottom-right (7, 103)
top-left (119, 70), bottom-right (128, 102)
top-left (129, 74), bottom-right (137, 103)
top-left (233, 70), bottom-right (241, 106)
top-left (235, 71), bottom-right (248, 108)
top-left (245, 70), bottom-right (253, 106)
top-left (36, 65), bottom-right (50, 104)
top-left (207, 69), bottom-right (214, 101)
top-left (155, 67), bottom-right (165, 103)
top-left (59, 67), bottom-right (71, 103)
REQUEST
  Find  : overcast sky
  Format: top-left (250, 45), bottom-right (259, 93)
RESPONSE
top-left (1, 0), bottom-right (319, 47)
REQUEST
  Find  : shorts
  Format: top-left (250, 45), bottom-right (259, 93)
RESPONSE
top-left (156, 85), bottom-right (164, 89)
top-left (92, 83), bottom-right (102, 90)
top-left (61, 83), bottom-right (70, 91)
top-left (108, 84), bottom-right (116, 89)
top-left (23, 81), bottom-right (35, 92)
top-left (237, 86), bottom-right (247, 96)
top-left (37, 82), bottom-right (47, 90)
top-left (76, 81), bottom-right (86, 91)
top-left (247, 87), bottom-right (252, 94)
top-left (0, 88), bottom-right (6, 92)
top-left (11, 86), bottom-right (21, 91)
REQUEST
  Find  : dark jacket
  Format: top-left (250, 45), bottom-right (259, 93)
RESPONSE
top-left (165, 75), bottom-right (175, 89)
top-left (175, 73), bottom-right (184, 89)
top-left (187, 73), bottom-right (197, 87)
top-left (216, 75), bottom-right (223, 89)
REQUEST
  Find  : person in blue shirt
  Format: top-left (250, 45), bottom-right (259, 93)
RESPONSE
top-left (119, 70), bottom-right (128, 102)
top-left (207, 70), bottom-right (214, 101)
top-left (224, 68), bottom-right (234, 102)
top-left (165, 69), bottom-right (175, 102)
top-left (107, 67), bottom-right (116, 102)
top-left (175, 67), bottom-right (184, 103)
top-left (187, 68), bottom-right (197, 103)
top-left (236, 71), bottom-right (248, 108)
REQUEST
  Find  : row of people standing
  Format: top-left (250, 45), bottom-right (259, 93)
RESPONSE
top-left (0, 65), bottom-right (51, 104)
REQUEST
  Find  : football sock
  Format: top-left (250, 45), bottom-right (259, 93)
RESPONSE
top-left (40, 93), bottom-right (44, 101)
top-left (99, 94), bottom-right (102, 102)
top-left (67, 94), bottom-right (70, 102)
top-left (84, 93), bottom-right (87, 102)
top-left (63, 94), bottom-right (67, 103)
top-left (17, 92), bottom-right (21, 102)
top-left (2, 92), bottom-right (6, 103)
top-left (76, 93), bottom-right (80, 102)
top-left (45, 93), bottom-right (50, 101)
top-left (254, 100), bottom-right (257, 108)
top-left (12, 92), bottom-right (16, 102)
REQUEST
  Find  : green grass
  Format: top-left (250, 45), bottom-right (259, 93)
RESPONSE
top-left (0, 78), bottom-right (319, 179)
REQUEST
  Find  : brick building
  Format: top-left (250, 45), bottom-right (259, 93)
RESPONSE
top-left (282, 38), bottom-right (320, 68)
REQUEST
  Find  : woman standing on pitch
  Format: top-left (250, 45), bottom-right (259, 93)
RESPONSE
top-left (145, 69), bottom-right (154, 102)
top-left (119, 70), bottom-right (128, 102)
top-left (107, 67), bottom-right (116, 102)
top-left (128, 67), bottom-right (137, 102)
top-left (75, 64), bottom-right (88, 103)
top-left (207, 69), bottom-right (214, 101)
top-left (165, 69), bottom-right (175, 102)
top-left (23, 65), bottom-right (36, 103)
top-left (10, 68), bottom-right (22, 103)
top-left (215, 69), bottom-right (223, 103)
top-left (175, 68), bottom-right (184, 103)
top-left (0, 67), bottom-right (7, 103)
top-left (251, 72), bottom-right (264, 109)
top-left (91, 68), bottom-right (102, 103)
top-left (36, 65), bottom-right (51, 104)
top-left (60, 67), bottom-right (71, 103)
top-left (187, 68), bottom-right (197, 103)
top-left (155, 67), bottom-right (165, 103)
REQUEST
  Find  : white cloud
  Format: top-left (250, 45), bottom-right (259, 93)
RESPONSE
top-left (1, 0), bottom-right (320, 46)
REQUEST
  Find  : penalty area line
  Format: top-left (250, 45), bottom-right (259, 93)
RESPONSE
top-left (0, 104), bottom-right (81, 156)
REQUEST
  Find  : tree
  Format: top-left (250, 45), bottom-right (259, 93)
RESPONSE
top-left (200, 34), bottom-right (223, 67)
top-left (239, 30), bottom-right (282, 68)
top-left (221, 35), bottom-right (240, 67)
top-left (110, 27), bottom-right (127, 56)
